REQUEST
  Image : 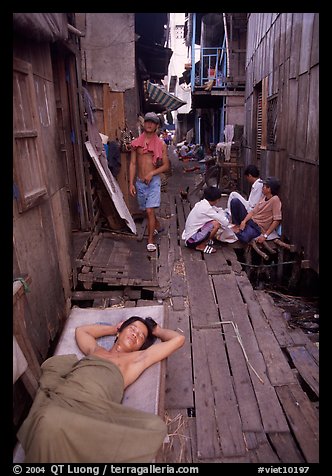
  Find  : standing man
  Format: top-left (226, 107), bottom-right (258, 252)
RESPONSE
top-left (226, 164), bottom-right (263, 217)
top-left (130, 112), bottom-right (170, 252)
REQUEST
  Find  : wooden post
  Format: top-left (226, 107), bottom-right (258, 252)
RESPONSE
top-left (251, 240), bottom-right (269, 261)
top-left (13, 277), bottom-right (41, 398)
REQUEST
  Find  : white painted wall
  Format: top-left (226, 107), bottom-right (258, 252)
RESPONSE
top-left (166, 13), bottom-right (191, 118)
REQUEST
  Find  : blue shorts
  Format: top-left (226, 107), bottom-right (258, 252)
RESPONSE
top-left (135, 175), bottom-right (161, 210)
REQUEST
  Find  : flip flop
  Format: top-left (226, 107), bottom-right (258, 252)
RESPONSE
top-left (153, 227), bottom-right (165, 236)
top-left (147, 243), bottom-right (157, 252)
top-left (196, 245), bottom-right (216, 254)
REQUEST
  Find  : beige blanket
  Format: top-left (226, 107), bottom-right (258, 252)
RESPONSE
top-left (17, 354), bottom-right (166, 463)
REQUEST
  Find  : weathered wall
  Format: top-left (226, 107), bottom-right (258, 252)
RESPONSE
top-left (13, 35), bottom-right (74, 360)
top-left (77, 13), bottom-right (135, 92)
top-left (244, 13), bottom-right (319, 274)
top-left (225, 95), bottom-right (245, 126)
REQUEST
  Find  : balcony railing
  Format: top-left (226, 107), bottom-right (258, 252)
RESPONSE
top-left (192, 46), bottom-right (227, 91)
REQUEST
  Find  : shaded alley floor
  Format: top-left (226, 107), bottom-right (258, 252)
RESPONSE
top-left (153, 148), bottom-right (319, 463)
top-left (72, 147), bottom-right (319, 464)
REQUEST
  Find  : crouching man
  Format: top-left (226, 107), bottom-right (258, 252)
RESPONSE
top-left (181, 186), bottom-right (232, 254)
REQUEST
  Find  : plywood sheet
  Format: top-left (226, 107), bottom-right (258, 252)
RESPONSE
top-left (85, 141), bottom-right (136, 234)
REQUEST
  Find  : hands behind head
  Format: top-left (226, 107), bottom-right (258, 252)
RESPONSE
top-left (145, 317), bottom-right (157, 328)
top-left (145, 317), bottom-right (160, 337)
top-left (116, 321), bottom-right (125, 331)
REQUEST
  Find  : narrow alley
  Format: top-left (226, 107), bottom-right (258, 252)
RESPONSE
top-left (151, 148), bottom-right (319, 463)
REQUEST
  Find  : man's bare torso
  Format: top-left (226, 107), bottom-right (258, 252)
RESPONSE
top-left (91, 346), bottom-right (142, 388)
top-left (136, 148), bottom-right (155, 180)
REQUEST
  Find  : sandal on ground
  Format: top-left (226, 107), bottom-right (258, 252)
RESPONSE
top-left (147, 243), bottom-right (157, 252)
top-left (153, 227), bottom-right (165, 235)
top-left (196, 245), bottom-right (217, 254)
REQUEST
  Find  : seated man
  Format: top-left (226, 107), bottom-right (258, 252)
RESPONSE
top-left (179, 141), bottom-right (191, 159)
top-left (181, 186), bottom-right (230, 253)
top-left (226, 164), bottom-right (263, 217)
top-left (230, 176), bottom-right (282, 244)
top-left (17, 317), bottom-right (185, 463)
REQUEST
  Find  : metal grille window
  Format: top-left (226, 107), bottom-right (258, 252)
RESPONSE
top-left (267, 95), bottom-right (278, 145)
top-left (175, 25), bottom-right (184, 39)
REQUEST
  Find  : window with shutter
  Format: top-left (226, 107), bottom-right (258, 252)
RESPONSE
top-left (267, 95), bottom-right (278, 146)
top-left (13, 58), bottom-right (47, 212)
top-left (256, 90), bottom-right (262, 158)
top-left (255, 77), bottom-right (268, 158)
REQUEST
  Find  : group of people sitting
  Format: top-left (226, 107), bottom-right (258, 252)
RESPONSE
top-left (182, 164), bottom-right (282, 254)
top-left (177, 142), bottom-right (204, 161)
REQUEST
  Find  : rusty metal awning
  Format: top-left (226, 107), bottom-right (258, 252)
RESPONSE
top-left (147, 81), bottom-right (186, 112)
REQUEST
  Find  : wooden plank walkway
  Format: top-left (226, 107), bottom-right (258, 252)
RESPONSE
top-left (156, 148), bottom-right (319, 463)
top-left (71, 147), bottom-right (319, 464)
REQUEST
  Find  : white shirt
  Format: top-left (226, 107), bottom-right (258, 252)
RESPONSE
top-left (182, 199), bottom-right (229, 242)
top-left (248, 179), bottom-right (264, 211)
top-left (179, 145), bottom-right (189, 157)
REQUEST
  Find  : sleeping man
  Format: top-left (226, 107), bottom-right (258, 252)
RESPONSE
top-left (17, 316), bottom-right (185, 463)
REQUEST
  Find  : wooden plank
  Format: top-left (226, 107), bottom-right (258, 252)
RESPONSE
top-left (72, 290), bottom-right (124, 300)
top-left (305, 65), bottom-right (319, 163)
top-left (215, 273), bottom-right (290, 433)
top-left (255, 290), bottom-right (304, 347)
top-left (21, 368), bottom-right (39, 399)
top-left (296, 74), bottom-right (309, 159)
top-left (78, 233), bottom-right (157, 286)
top-left (220, 246), bottom-right (243, 274)
top-left (82, 234), bottom-right (100, 262)
top-left (182, 200), bottom-right (191, 220)
top-left (182, 243), bottom-right (202, 261)
top-left (159, 409), bottom-right (197, 463)
top-left (183, 260), bottom-right (219, 327)
top-left (192, 328), bottom-right (246, 458)
top-left (72, 231), bottom-right (92, 259)
top-left (268, 432), bottom-right (305, 463)
top-left (299, 13), bottom-right (315, 75)
top-left (213, 274), bottom-right (263, 432)
top-left (85, 141), bottom-right (136, 233)
top-left (286, 346), bottom-right (319, 397)
top-left (68, 56), bottom-right (89, 230)
top-left (156, 235), bottom-right (170, 290)
top-left (275, 384), bottom-right (319, 463)
top-left (136, 218), bottom-right (147, 241)
top-left (171, 296), bottom-right (185, 311)
top-left (165, 308), bottom-right (194, 409)
top-left (169, 196), bottom-right (180, 260)
top-left (204, 250), bottom-right (231, 274)
top-left (158, 234), bottom-right (169, 266)
top-left (175, 195), bottom-right (186, 239)
top-left (236, 274), bottom-right (295, 386)
top-left (256, 290), bottom-right (319, 363)
top-left (304, 339), bottom-right (319, 365)
top-left (170, 274), bottom-right (186, 297)
top-left (13, 282), bottom-right (41, 383)
top-left (289, 13), bottom-right (302, 79)
top-left (249, 431), bottom-right (281, 463)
